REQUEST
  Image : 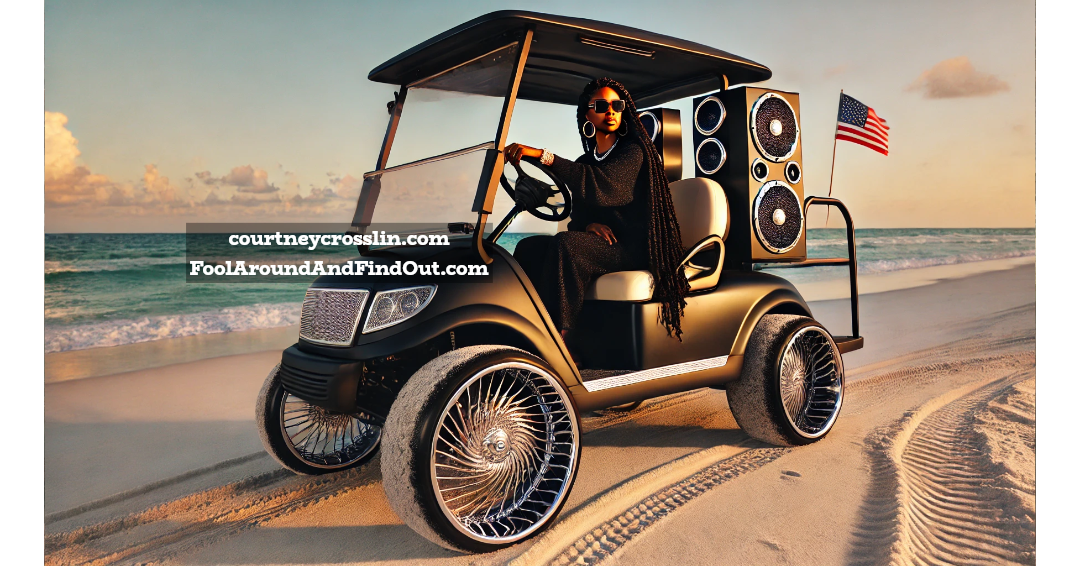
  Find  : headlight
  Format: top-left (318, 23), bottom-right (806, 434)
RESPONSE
top-left (362, 285), bottom-right (436, 334)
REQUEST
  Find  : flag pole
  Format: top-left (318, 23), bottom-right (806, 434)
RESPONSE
top-left (825, 89), bottom-right (842, 227)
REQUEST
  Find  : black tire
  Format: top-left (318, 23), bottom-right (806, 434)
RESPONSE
top-left (727, 315), bottom-right (845, 446)
top-left (382, 345), bottom-right (581, 553)
top-left (256, 364), bottom-right (382, 475)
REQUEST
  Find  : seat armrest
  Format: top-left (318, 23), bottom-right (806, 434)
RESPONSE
top-left (678, 235), bottom-right (724, 271)
top-left (678, 235), bottom-right (725, 292)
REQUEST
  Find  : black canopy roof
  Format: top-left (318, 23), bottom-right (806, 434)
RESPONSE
top-left (368, 11), bottom-right (771, 108)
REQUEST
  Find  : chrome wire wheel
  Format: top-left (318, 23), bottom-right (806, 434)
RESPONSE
top-left (280, 391), bottom-right (382, 469)
top-left (431, 361), bottom-right (579, 543)
top-left (778, 326), bottom-right (844, 438)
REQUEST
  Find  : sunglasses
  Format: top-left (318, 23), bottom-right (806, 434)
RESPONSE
top-left (588, 99), bottom-right (626, 113)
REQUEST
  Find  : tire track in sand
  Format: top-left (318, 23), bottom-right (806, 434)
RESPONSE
top-left (509, 446), bottom-right (790, 566)
top-left (43, 388), bottom-right (713, 565)
top-left (848, 361), bottom-right (1036, 566)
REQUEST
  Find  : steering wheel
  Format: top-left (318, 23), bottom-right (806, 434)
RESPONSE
top-left (499, 157), bottom-right (573, 222)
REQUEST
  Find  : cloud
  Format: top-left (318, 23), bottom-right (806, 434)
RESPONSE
top-left (45, 111), bottom-right (360, 222)
top-left (143, 164), bottom-right (179, 203)
top-left (824, 64), bottom-right (849, 78)
top-left (906, 57), bottom-right (1009, 99)
top-left (194, 170), bottom-right (220, 185)
top-left (221, 164), bottom-right (280, 193)
top-left (44, 111), bottom-right (117, 207)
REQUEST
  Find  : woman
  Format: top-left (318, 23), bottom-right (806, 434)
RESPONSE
top-left (506, 77), bottom-right (690, 343)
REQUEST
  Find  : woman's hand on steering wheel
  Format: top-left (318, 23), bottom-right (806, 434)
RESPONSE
top-left (506, 143), bottom-right (542, 166)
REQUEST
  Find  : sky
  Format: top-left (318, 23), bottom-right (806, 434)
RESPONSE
top-left (43, 0), bottom-right (1035, 232)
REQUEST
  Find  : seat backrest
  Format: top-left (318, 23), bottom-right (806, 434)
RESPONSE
top-left (668, 177), bottom-right (729, 248)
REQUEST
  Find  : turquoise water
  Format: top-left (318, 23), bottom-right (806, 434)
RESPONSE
top-left (45, 228), bottom-right (1034, 352)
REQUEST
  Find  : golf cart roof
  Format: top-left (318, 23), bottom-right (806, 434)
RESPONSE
top-left (368, 10), bottom-right (772, 108)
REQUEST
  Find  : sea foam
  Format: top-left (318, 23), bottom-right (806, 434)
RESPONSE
top-left (44, 303), bottom-right (301, 353)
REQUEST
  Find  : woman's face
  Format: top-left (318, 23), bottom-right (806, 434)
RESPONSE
top-left (586, 86), bottom-right (623, 134)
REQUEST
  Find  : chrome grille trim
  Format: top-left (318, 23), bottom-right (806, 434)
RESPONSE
top-left (299, 288), bottom-right (369, 346)
top-left (582, 355), bottom-right (729, 392)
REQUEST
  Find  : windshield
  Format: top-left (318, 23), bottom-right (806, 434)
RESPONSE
top-left (384, 43), bottom-right (519, 168)
top-left (356, 43), bottom-right (521, 237)
top-left (361, 143), bottom-right (495, 227)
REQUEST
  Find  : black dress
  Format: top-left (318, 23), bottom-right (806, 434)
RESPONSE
top-left (513, 137), bottom-right (651, 331)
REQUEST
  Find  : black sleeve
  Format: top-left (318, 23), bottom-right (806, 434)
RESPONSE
top-left (548, 141), bottom-right (644, 208)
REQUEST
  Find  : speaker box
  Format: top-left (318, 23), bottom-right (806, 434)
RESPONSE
top-left (637, 108), bottom-right (682, 183)
top-left (692, 87), bottom-right (806, 266)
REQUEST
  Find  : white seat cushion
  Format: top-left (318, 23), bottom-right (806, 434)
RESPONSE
top-left (585, 270), bottom-right (654, 301)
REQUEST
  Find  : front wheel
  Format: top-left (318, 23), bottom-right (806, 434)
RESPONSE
top-left (256, 365), bottom-right (382, 475)
top-left (727, 315), bottom-right (845, 446)
top-left (382, 346), bottom-right (581, 553)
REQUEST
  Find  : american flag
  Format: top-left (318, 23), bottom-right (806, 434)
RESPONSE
top-left (836, 93), bottom-right (889, 156)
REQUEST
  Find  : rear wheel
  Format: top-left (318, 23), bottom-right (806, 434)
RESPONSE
top-left (727, 315), bottom-right (844, 446)
top-left (256, 365), bottom-right (382, 475)
top-left (382, 345), bottom-right (581, 552)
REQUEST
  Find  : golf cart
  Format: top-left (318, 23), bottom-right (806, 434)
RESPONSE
top-left (256, 11), bottom-right (863, 553)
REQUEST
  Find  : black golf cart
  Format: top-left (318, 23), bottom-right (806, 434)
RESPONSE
top-left (256, 11), bottom-right (863, 553)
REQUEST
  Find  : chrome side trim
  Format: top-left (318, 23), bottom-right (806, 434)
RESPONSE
top-left (582, 355), bottom-right (729, 393)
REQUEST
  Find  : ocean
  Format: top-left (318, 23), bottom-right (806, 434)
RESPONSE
top-left (44, 228), bottom-right (1034, 353)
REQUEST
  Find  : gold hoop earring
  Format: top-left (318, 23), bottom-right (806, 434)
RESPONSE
top-left (582, 121), bottom-right (596, 139)
top-left (617, 121), bottom-right (628, 137)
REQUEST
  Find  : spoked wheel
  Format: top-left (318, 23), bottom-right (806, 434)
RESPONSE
top-left (383, 346), bottom-right (580, 553)
top-left (727, 315), bottom-right (844, 446)
top-left (778, 326), bottom-right (843, 438)
top-left (257, 365), bottom-right (382, 475)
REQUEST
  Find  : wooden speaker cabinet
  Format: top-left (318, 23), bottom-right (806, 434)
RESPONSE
top-left (692, 87), bottom-right (806, 266)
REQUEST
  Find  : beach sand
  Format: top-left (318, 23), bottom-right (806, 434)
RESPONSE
top-left (44, 259), bottom-right (1036, 565)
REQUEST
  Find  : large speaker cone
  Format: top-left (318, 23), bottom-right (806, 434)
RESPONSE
top-left (695, 138), bottom-right (727, 175)
top-left (750, 93), bottom-right (799, 162)
top-left (753, 181), bottom-right (803, 253)
top-left (639, 111), bottom-right (659, 141)
top-left (694, 96), bottom-right (725, 135)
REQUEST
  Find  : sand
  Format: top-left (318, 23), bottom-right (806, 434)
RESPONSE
top-left (43, 259), bottom-right (1036, 565)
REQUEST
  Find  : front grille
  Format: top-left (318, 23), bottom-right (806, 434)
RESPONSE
top-left (279, 363), bottom-right (332, 401)
top-left (299, 288), bottom-right (369, 346)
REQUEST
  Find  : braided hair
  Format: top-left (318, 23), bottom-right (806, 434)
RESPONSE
top-left (575, 78), bottom-right (690, 340)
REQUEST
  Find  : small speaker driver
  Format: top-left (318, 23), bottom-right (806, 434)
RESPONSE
top-left (694, 96), bottom-right (725, 135)
top-left (695, 138), bottom-right (727, 175)
top-left (752, 158), bottom-right (769, 182)
top-left (785, 161), bottom-right (801, 184)
top-left (639, 111), bottom-right (660, 141)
